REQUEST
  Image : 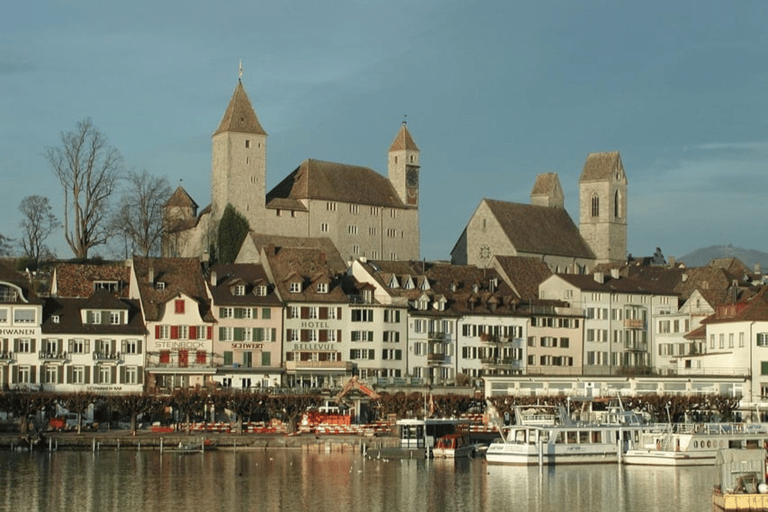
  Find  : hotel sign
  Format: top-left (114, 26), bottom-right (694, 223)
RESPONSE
top-left (0, 327), bottom-right (39, 336)
top-left (155, 341), bottom-right (205, 349)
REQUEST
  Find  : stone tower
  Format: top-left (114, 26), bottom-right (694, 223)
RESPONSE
top-left (211, 79), bottom-right (267, 229)
top-left (388, 122), bottom-right (420, 208)
top-left (578, 151), bottom-right (627, 263)
top-left (530, 172), bottom-right (564, 208)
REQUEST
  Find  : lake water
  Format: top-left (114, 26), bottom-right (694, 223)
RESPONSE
top-left (0, 449), bottom-right (717, 511)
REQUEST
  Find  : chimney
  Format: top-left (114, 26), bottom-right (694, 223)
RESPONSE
top-left (210, 270), bottom-right (217, 287)
top-left (593, 272), bottom-right (604, 284)
top-left (267, 243), bottom-right (276, 256)
top-left (610, 268), bottom-right (620, 280)
top-left (681, 273), bottom-right (688, 282)
top-left (668, 256), bottom-right (676, 267)
top-left (148, 266), bottom-right (154, 284)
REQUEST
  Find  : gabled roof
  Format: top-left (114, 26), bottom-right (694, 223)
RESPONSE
top-left (579, 151), bottom-right (624, 182)
top-left (484, 199), bottom-right (595, 259)
top-left (207, 263), bottom-right (280, 307)
top-left (493, 256), bottom-right (552, 301)
top-left (702, 287), bottom-right (768, 324)
top-left (388, 123), bottom-right (419, 152)
top-left (262, 246), bottom-right (348, 303)
top-left (42, 296), bottom-right (145, 335)
top-left (213, 80), bottom-right (267, 136)
top-left (266, 159), bottom-right (405, 208)
top-left (530, 173), bottom-right (561, 197)
top-left (132, 257), bottom-right (212, 322)
top-left (82, 288), bottom-right (130, 310)
top-left (52, 262), bottom-right (130, 298)
top-left (553, 273), bottom-right (676, 296)
top-left (164, 186), bottom-right (198, 209)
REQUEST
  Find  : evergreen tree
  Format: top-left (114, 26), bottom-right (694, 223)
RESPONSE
top-left (217, 204), bottom-right (250, 264)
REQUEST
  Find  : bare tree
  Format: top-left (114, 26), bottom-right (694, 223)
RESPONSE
top-left (18, 195), bottom-right (58, 267)
top-left (0, 234), bottom-right (13, 257)
top-left (45, 119), bottom-right (123, 260)
top-left (111, 170), bottom-right (172, 257)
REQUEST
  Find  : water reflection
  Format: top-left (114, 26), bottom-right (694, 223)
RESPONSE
top-left (0, 450), bottom-right (718, 511)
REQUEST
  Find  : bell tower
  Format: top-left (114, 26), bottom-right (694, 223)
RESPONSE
top-left (388, 121), bottom-right (420, 208)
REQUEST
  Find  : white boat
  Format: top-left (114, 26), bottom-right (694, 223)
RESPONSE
top-left (485, 402), bottom-right (645, 466)
top-left (624, 423), bottom-right (768, 466)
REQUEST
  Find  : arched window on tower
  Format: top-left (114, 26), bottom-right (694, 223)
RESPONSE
top-left (591, 193), bottom-right (599, 217)
top-left (614, 190), bottom-right (621, 218)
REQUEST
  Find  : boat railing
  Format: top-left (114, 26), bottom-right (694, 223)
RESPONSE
top-left (649, 422), bottom-right (768, 436)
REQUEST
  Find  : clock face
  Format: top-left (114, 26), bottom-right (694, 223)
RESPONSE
top-left (479, 245), bottom-right (491, 261)
top-left (406, 168), bottom-right (418, 188)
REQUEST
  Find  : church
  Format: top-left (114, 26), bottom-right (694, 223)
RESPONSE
top-left (450, 151), bottom-right (628, 273)
top-left (164, 77), bottom-right (422, 262)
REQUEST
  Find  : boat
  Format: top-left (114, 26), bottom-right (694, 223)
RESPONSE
top-left (624, 422), bottom-right (768, 466)
top-left (432, 433), bottom-right (481, 459)
top-left (367, 418), bottom-right (471, 459)
top-left (712, 449), bottom-right (768, 511)
top-left (162, 438), bottom-right (217, 454)
top-left (485, 401), bottom-right (646, 466)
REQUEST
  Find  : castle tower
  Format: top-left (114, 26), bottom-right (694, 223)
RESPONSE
top-left (530, 172), bottom-right (564, 208)
top-left (578, 151), bottom-right (627, 263)
top-left (388, 122), bottom-right (420, 208)
top-left (211, 78), bottom-right (267, 229)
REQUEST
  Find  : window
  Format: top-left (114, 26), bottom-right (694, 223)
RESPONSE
top-left (591, 193), bottom-right (599, 217)
top-left (125, 367), bottom-right (138, 385)
top-left (14, 309), bottom-right (36, 324)
top-left (175, 300), bottom-right (185, 314)
top-left (758, 333), bottom-right (768, 347)
top-left (383, 331), bottom-right (400, 343)
top-left (72, 366), bottom-right (85, 384)
top-left (94, 280), bottom-right (119, 292)
top-left (382, 349), bottom-right (402, 360)
top-left (317, 283), bottom-right (328, 294)
top-left (45, 365), bottom-right (58, 384)
top-left (350, 204), bottom-right (359, 214)
top-left (351, 309), bottom-right (374, 322)
top-left (729, 333), bottom-right (734, 348)
top-left (123, 340), bottom-right (140, 354)
top-left (368, 227), bottom-right (377, 236)
top-left (740, 332), bottom-right (745, 347)
top-left (257, 285), bottom-right (268, 296)
top-left (16, 339), bottom-right (32, 353)
top-left (351, 331), bottom-right (374, 342)
top-left (320, 223), bottom-right (329, 233)
top-left (220, 307), bottom-right (234, 318)
top-left (234, 285), bottom-right (246, 296)
top-left (348, 225), bottom-right (358, 235)
top-left (308, 307), bottom-right (319, 319)
top-left (69, 339), bottom-right (89, 353)
top-left (289, 282), bottom-right (302, 293)
top-left (384, 309), bottom-right (400, 323)
top-left (719, 334), bottom-right (724, 349)
top-left (327, 202), bottom-right (336, 211)
top-left (350, 349), bottom-right (375, 360)
top-left (100, 366), bottom-right (112, 384)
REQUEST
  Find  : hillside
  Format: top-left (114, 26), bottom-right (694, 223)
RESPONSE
top-left (678, 244), bottom-right (768, 269)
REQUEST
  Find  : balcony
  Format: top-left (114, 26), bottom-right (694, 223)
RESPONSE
top-left (0, 352), bottom-right (13, 364)
top-left (146, 352), bottom-right (216, 370)
top-left (623, 341), bottom-right (648, 352)
top-left (427, 353), bottom-right (446, 363)
top-left (93, 351), bottom-right (121, 363)
top-left (624, 319), bottom-right (646, 329)
top-left (286, 361), bottom-right (354, 372)
top-left (481, 357), bottom-right (521, 369)
top-left (38, 351), bottom-right (67, 362)
top-left (428, 331), bottom-right (446, 342)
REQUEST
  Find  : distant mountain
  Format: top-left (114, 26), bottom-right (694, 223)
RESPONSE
top-left (678, 244), bottom-right (768, 270)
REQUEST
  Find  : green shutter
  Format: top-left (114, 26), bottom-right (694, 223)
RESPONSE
top-left (85, 366), bottom-right (90, 384)
top-left (271, 328), bottom-right (276, 341)
top-left (223, 351), bottom-right (233, 366)
top-left (252, 308), bottom-right (259, 319)
top-left (261, 352), bottom-right (271, 366)
top-left (234, 328), bottom-right (245, 341)
top-left (255, 328), bottom-right (264, 342)
top-left (138, 366), bottom-right (144, 385)
top-left (219, 327), bottom-right (226, 340)
top-left (262, 308), bottom-right (270, 320)
top-left (762, 362), bottom-right (768, 375)
top-left (67, 366), bottom-right (73, 384)
top-left (120, 366), bottom-right (126, 384)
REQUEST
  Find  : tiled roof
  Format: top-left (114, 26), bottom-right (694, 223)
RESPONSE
top-left (82, 288), bottom-right (130, 310)
top-left (52, 263), bottom-right (130, 298)
top-left (42, 296), bottom-right (145, 335)
top-left (555, 273), bottom-right (677, 295)
top-left (213, 80), bottom-right (267, 136)
top-left (266, 159), bottom-right (404, 208)
top-left (484, 199), bottom-right (595, 259)
top-left (703, 287), bottom-right (768, 324)
top-left (164, 186), bottom-right (198, 209)
top-left (208, 263), bottom-right (281, 306)
top-left (263, 246), bottom-right (348, 303)
top-left (530, 173), bottom-right (560, 196)
top-left (132, 257), bottom-right (212, 322)
top-left (493, 256), bottom-right (552, 301)
top-left (579, 151), bottom-right (623, 182)
top-left (388, 123), bottom-right (419, 152)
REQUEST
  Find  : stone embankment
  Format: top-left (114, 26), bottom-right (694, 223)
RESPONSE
top-left (0, 429), bottom-right (401, 453)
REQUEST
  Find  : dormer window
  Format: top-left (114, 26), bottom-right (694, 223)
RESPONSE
top-left (87, 311), bottom-right (101, 325)
top-left (52, 315), bottom-right (60, 324)
top-left (388, 276), bottom-right (399, 289)
top-left (257, 285), bottom-right (268, 297)
top-left (110, 312), bottom-right (121, 325)
top-left (234, 285), bottom-right (246, 296)
top-left (289, 282), bottom-right (302, 293)
top-left (317, 283), bottom-right (329, 294)
top-left (403, 276), bottom-right (415, 289)
top-left (155, 282), bottom-right (166, 290)
top-left (94, 280), bottom-right (119, 293)
top-left (417, 299), bottom-right (428, 311)
top-left (363, 289), bottom-right (372, 303)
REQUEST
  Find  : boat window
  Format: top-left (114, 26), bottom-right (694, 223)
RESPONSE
top-left (515, 430), bottom-right (526, 443)
top-left (553, 432), bottom-right (564, 444)
top-left (540, 431), bottom-right (550, 443)
top-left (567, 432), bottom-right (577, 444)
top-left (592, 431), bottom-right (601, 443)
top-left (579, 431), bottom-right (589, 444)
top-left (747, 440), bottom-right (759, 449)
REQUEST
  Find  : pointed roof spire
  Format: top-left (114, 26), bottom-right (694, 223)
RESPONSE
top-left (214, 78), bottom-right (267, 137)
top-left (389, 121), bottom-right (419, 152)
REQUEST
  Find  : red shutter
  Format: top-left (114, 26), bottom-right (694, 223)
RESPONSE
top-left (207, 326), bottom-right (212, 339)
top-left (301, 307), bottom-right (309, 319)
top-left (319, 330), bottom-right (327, 342)
top-left (337, 308), bottom-right (342, 320)
top-left (155, 325), bottom-right (161, 339)
top-left (319, 307), bottom-right (328, 320)
top-left (301, 330), bottom-right (309, 342)
top-left (189, 326), bottom-right (197, 340)
top-left (337, 330), bottom-right (342, 342)
top-left (171, 326), bottom-right (179, 340)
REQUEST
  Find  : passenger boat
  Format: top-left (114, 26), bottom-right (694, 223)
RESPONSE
top-left (485, 402), bottom-right (645, 466)
top-left (432, 433), bottom-right (480, 458)
top-left (712, 449), bottom-right (768, 511)
top-left (623, 423), bottom-right (768, 466)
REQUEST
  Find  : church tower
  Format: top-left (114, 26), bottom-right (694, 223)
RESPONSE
top-left (530, 172), bottom-right (564, 208)
top-left (211, 77), bottom-right (267, 229)
top-left (578, 151), bottom-right (628, 263)
top-left (388, 122), bottom-right (420, 208)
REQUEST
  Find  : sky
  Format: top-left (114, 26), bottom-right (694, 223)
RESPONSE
top-left (2, 1), bottom-right (768, 263)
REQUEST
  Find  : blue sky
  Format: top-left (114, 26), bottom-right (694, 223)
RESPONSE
top-left (2, 1), bottom-right (768, 262)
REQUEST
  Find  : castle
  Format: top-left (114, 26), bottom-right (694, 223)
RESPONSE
top-left (163, 78), bottom-right (422, 262)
